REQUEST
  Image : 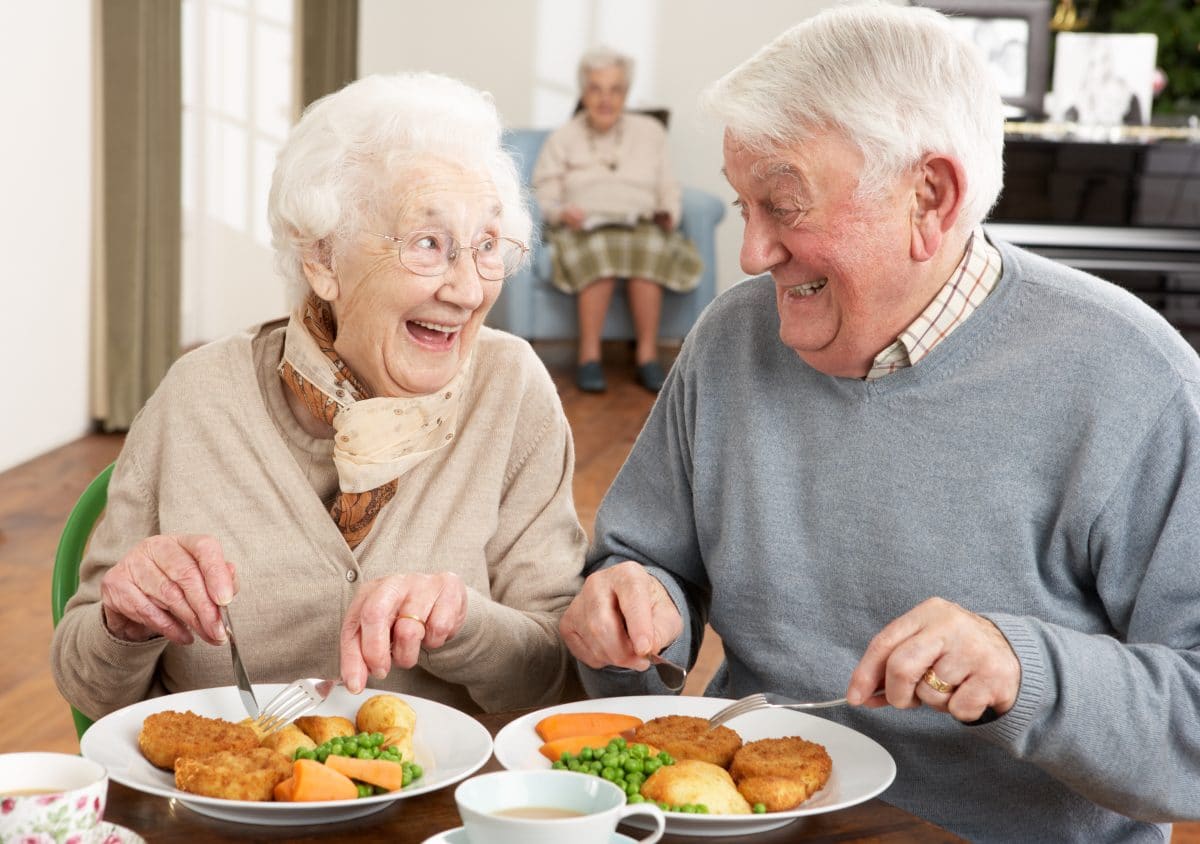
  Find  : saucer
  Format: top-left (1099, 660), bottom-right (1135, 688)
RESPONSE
top-left (421, 826), bottom-right (635, 844)
top-left (95, 822), bottom-right (147, 844)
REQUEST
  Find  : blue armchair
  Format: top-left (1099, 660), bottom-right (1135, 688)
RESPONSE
top-left (489, 128), bottom-right (725, 342)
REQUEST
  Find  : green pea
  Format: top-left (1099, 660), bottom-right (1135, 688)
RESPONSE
top-left (600, 766), bottom-right (617, 781)
top-left (409, 764), bottom-right (423, 779)
top-left (552, 760), bottom-right (566, 770)
top-left (753, 802), bottom-right (767, 814)
top-left (623, 758), bottom-right (644, 774)
top-left (627, 793), bottom-right (645, 804)
top-left (625, 781), bottom-right (639, 797)
top-left (356, 783), bottom-right (372, 798)
top-left (578, 747), bottom-right (593, 762)
top-left (657, 801), bottom-right (670, 811)
top-left (600, 752), bottom-right (619, 768)
top-left (643, 758), bottom-right (661, 774)
top-left (657, 751), bottom-right (674, 765)
top-left (357, 748), bottom-right (373, 759)
top-left (589, 760), bottom-right (602, 773)
top-left (611, 737), bottom-right (627, 749)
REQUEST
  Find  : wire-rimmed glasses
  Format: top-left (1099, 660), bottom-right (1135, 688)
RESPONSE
top-left (367, 230), bottom-right (528, 282)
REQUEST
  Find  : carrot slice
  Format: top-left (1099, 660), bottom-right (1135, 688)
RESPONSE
top-left (287, 758), bottom-right (358, 801)
top-left (273, 776), bottom-right (296, 802)
top-left (323, 754), bottom-right (407, 792)
top-left (535, 712), bottom-right (643, 743)
top-left (538, 733), bottom-right (623, 762)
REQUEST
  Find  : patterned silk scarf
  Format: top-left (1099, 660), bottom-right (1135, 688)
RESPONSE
top-left (278, 293), bottom-right (469, 548)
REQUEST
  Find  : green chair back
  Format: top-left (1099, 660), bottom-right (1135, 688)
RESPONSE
top-left (51, 462), bottom-right (115, 738)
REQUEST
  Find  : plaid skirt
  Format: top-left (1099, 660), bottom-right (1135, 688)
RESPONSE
top-left (546, 221), bottom-right (704, 294)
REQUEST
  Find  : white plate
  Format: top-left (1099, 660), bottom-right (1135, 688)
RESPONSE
top-left (493, 695), bottom-right (896, 838)
top-left (421, 826), bottom-right (636, 844)
top-left (81, 684), bottom-right (492, 826)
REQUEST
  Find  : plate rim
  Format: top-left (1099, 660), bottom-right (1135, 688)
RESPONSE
top-left (80, 684), bottom-right (493, 819)
top-left (492, 694), bottom-right (896, 830)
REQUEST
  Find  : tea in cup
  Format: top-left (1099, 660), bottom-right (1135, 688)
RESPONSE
top-left (0, 752), bottom-right (108, 843)
top-left (455, 769), bottom-right (665, 844)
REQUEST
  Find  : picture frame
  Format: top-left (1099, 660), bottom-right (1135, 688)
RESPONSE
top-left (912, 0), bottom-right (1053, 117)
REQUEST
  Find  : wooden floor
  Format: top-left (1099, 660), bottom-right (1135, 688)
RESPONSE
top-left (0, 339), bottom-right (1193, 842)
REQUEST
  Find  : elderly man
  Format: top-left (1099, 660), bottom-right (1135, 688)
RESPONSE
top-left (559, 4), bottom-right (1200, 842)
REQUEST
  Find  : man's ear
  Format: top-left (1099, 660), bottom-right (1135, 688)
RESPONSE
top-left (909, 154), bottom-right (966, 262)
top-left (301, 239), bottom-right (338, 301)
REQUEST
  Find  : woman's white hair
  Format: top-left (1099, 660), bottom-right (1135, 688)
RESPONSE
top-left (577, 46), bottom-right (634, 92)
top-left (268, 72), bottom-right (532, 305)
top-left (702, 2), bottom-right (1005, 231)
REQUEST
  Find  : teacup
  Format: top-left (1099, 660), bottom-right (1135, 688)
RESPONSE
top-left (0, 752), bottom-right (108, 844)
top-left (455, 769), bottom-right (665, 844)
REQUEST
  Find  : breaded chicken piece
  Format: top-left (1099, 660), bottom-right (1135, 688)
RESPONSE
top-left (138, 710), bottom-right (259, 771)
top-left (640, 759), bottom-right (752, 814)
top-left (730, 737), bottom-right (832, 811)
top-left (175, 747), bottom-right (292, 801)
top-left (633, 715), bottom-right (743, 768)
top-left (260, 723), bottom-right (317, 759)
top-left (294, 715), bottom-right (355, 745)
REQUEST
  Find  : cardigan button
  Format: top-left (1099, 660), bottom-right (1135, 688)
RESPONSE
top-left (345, 570), bottom-right (357, 582)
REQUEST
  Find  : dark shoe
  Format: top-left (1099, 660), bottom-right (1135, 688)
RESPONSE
top-left (636, 360), bottom-right (667, 393)
top-left (576, 361), bottom-right (607, 393)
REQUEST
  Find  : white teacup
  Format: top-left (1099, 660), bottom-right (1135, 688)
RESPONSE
top-left (0, 752), bottom-right (108, 844)
top-left (455, 769), bottom-right (665, 844)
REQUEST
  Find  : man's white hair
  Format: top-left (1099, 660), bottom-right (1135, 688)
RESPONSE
top-left (702, 2), bottom-right (1005, 230)
top-left (577, 45), bottom-right (634, 92)
top-left (268, 72), bottom-right (532, 305)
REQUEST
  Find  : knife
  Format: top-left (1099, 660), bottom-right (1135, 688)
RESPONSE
top-left (219, 604), bottom-right (260, 718)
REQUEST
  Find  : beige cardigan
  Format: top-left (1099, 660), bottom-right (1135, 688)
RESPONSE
top-left (532, 112), bottom-right (682, 226)
top-left (51, 321), bottom-right (588, 719)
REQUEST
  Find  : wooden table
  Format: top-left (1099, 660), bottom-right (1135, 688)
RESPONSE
top-left (101, 711), bottom-right (965, 843)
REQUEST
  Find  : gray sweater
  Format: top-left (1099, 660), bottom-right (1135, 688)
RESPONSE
top-left (579, 240), bottom-right (1200, 843)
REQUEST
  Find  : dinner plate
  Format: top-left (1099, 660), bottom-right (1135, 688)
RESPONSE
top-left (493, 695), bottom-right (896, 838)
top-left (80, 684), bottom-right (492, 826)
top-left (421, 826), bottom-right (636, 844)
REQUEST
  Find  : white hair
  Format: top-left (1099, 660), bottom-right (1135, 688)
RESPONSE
top-left (577, 46), bottom-right (634, 92)
top-left (702, 1), bottom-right (1005, 230)
top-left (268, 72), bottom-right (532, 304)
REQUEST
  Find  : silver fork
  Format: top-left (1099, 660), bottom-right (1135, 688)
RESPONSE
top-left (707, 689), bottom-right (885, 729)
top-left (253, 678), bottom-right (339, 736)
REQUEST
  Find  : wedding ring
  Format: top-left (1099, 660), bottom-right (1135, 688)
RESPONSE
top-left (398, 614), bottom-right (426, 627)
top-left (922, 668), bottom-right (955, 694)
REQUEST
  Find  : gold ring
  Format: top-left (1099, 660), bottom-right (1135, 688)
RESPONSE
top-left (922, 668), bottom-right (955, 694)
top-left (398, 614), bottom-right (426, 626)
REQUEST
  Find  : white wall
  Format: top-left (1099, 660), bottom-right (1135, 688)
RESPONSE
top-left (360, 0), bottom-right (836, 294)
top-left (0, 2), bottom-right (93, 473)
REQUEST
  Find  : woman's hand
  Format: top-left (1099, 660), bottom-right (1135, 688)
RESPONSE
top-left (560, 205), bottom-right (588, 231)
top-left (559, 560), bottom-right (683, 671)
top-left (339, 571), bottom-right (468, 693)
top-left (99, 534), bottom-right (236, 646)
top-left (845, 597), bottom-right (1021, 722)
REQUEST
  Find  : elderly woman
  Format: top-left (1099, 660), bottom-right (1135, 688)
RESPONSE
top-left (533, 47), bottom-right (702, 394)
top-left (51, 73), bottom-right (588, 719)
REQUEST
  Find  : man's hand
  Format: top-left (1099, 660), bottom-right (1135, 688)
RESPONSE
top-left (559, 561), bottom-right (683, 670)
top-left (846, 597), bottom-right (1021, 722)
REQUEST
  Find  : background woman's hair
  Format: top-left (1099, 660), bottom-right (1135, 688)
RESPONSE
top-left (577, 45), bottom-right (634, 92)
top-left (268, 72), bottom-right (532, 304)
top-left (701, 1), bottom-right (1005, 231)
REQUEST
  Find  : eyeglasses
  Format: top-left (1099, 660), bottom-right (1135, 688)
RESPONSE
top-left (367, 230), bottom-right (528, 282)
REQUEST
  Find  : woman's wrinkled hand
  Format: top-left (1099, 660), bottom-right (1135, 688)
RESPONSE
top-left (559, 560), bottom-right (683, 672)
top-left (339, 571), bottom-right (468, 694)
top-left (560, 205), bottom-right (588, 231)
top-left (845, 596), bottom-right (1021, 722)
top-left (99, 534), bottom-right (236, 646)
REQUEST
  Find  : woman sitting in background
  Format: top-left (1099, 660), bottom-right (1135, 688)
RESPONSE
top-left (533, 46), bottom-right (703, 394)
top-left (51, 72), bottom-right (587, 719)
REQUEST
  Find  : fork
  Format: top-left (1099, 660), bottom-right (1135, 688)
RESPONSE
top-left (707, 689), bottom-right (885, 729)
top-left (253, 678), bottom-right (340, 735)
